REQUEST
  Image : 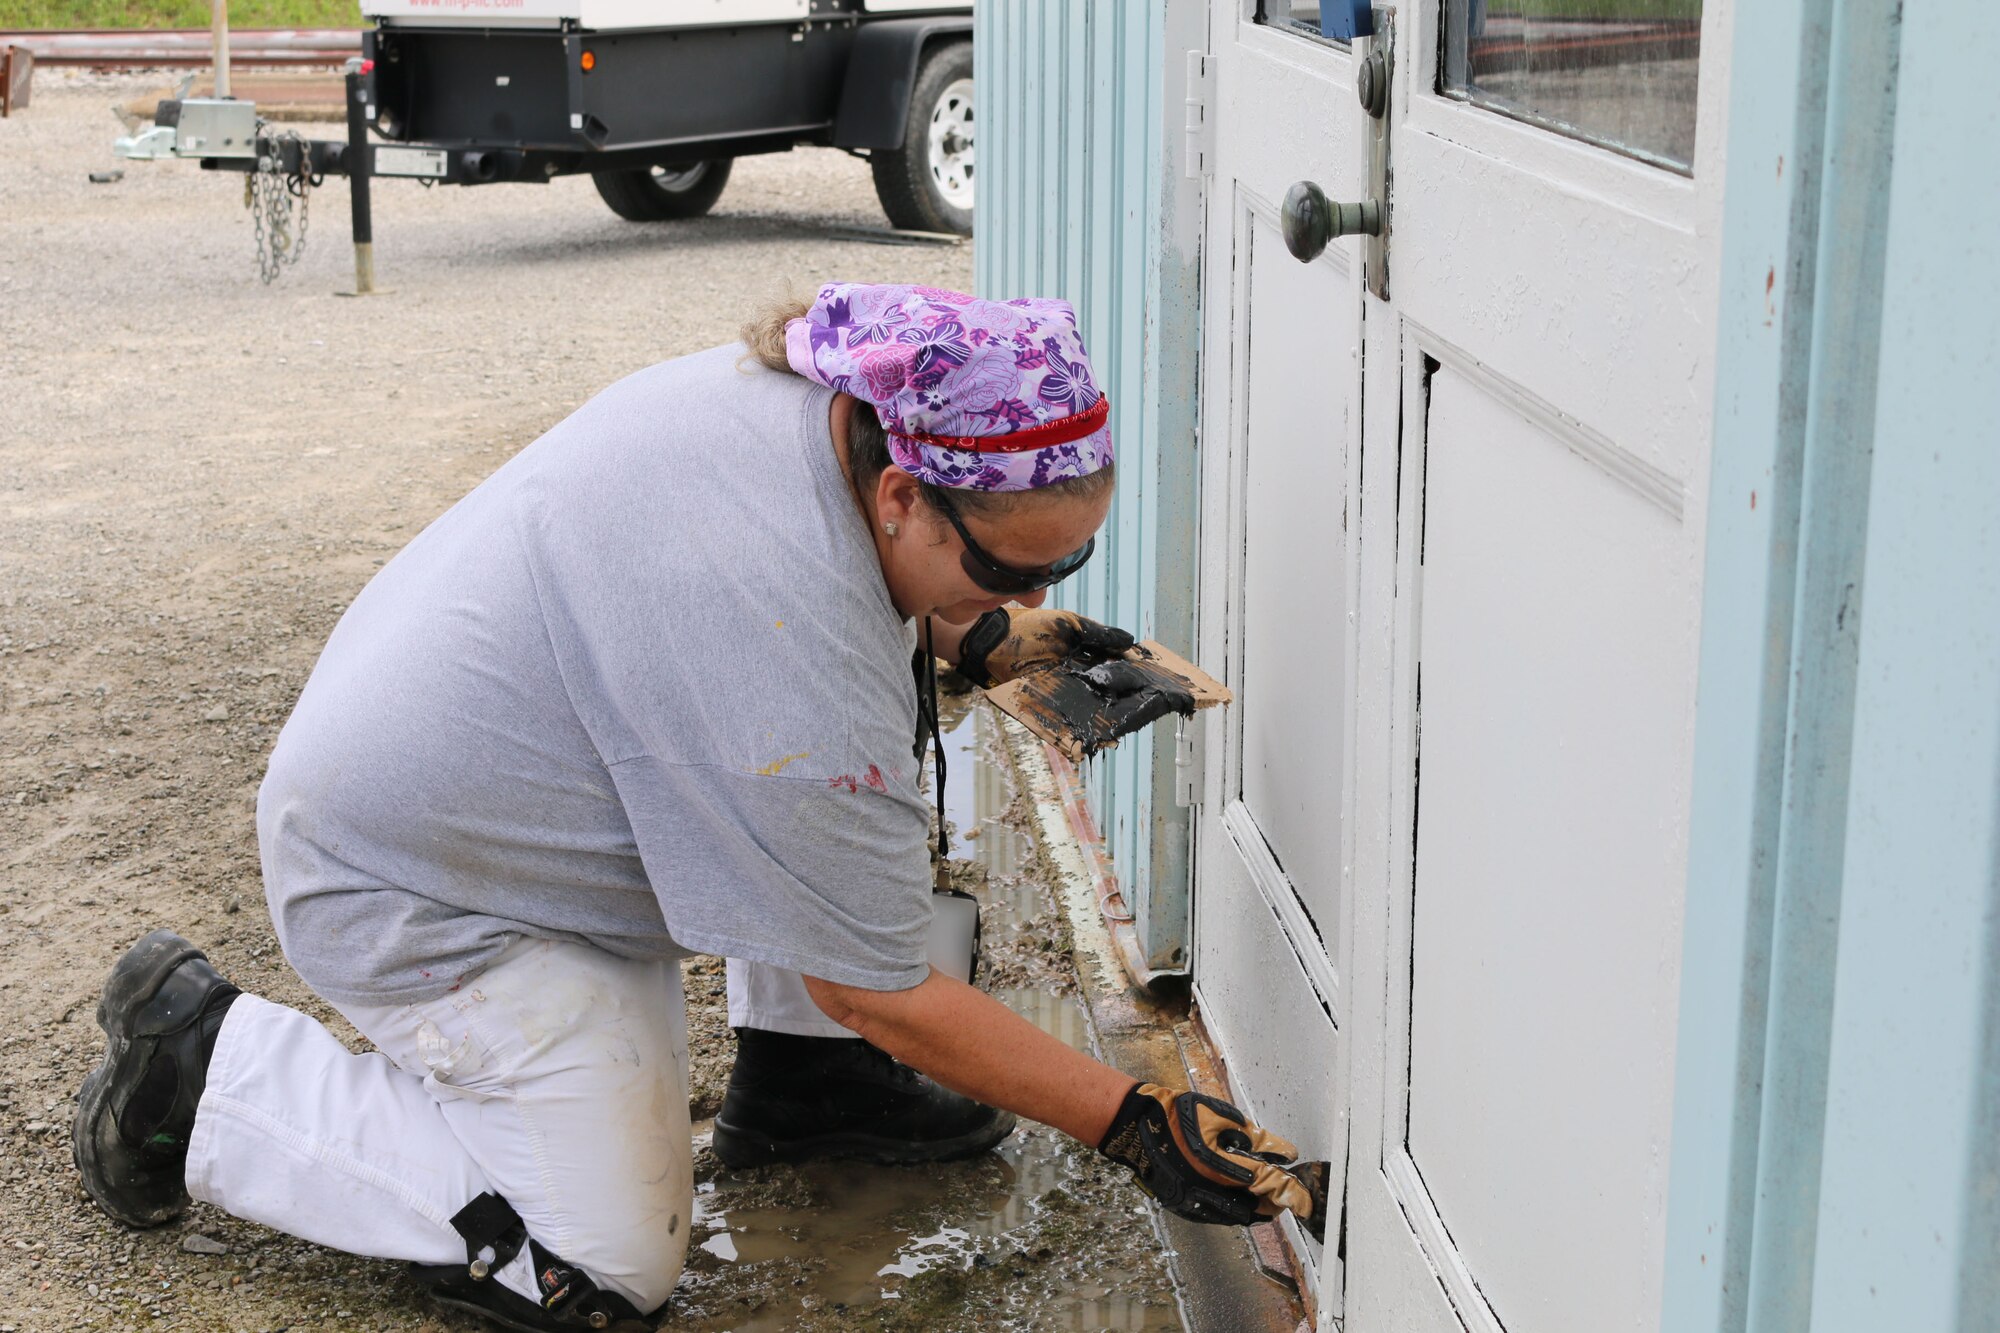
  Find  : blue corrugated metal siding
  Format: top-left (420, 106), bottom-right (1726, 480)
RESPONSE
top-left (974, 2), bottom-right (1193, 971)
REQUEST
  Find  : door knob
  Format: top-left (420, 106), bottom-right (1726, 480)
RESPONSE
top-left (1280, 180), bottom-right (1381, 263)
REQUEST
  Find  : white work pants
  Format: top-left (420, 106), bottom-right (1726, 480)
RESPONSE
top-left (185, 938), bottom-right (694, 1313)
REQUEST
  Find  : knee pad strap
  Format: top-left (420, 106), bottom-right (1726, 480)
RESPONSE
top-left (450, 1191), bottom-right (530, 1279)
top-left (446, 1192), bottom-right (649, 1328)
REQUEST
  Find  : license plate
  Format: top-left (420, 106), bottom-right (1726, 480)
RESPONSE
top-left (374, 147), bottom-right (448, 179)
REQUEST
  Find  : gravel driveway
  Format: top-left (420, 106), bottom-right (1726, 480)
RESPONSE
top-left (1, 73), bottom-right (1179, 1333)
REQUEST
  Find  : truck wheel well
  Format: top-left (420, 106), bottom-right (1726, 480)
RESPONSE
top-left (832, 19), bottom-right (973, 152)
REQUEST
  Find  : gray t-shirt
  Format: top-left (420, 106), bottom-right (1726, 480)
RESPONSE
top-left (258, 345), bottom-right (933, 1007)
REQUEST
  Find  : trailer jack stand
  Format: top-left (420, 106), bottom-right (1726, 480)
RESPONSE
top-left (336, 59), bottom-right (388, 297)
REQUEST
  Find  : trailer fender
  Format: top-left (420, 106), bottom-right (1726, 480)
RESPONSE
top-left (832, 17), bottom-right (973, 151)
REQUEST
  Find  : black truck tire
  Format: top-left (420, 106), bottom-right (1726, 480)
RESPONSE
top-left (591, 159), bottom-right (734, 222)
top-left (871, 41), bottom-right (974, 236)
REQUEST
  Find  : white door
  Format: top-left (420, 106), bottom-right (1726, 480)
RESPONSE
top-left (1189, 0), bottom-right (1372, 1313)
top-left (1193, 3), bottom-right (1726, 1330)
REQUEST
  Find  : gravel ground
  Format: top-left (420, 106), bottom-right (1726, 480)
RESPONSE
top-left (0, 73), bottom-right (1177, 1333)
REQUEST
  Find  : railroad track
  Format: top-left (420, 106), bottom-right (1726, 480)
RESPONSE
top-left (0, 28), bottom-right (361, 69)
top-left (1466, 17), bottom-right (1702, 75)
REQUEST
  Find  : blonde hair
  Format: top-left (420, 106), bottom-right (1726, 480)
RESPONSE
top-left (740, 295), bottom-right (807, 375)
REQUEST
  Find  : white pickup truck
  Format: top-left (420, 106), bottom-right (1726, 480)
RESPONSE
top-left (133, 0), bottom-right (977, 236)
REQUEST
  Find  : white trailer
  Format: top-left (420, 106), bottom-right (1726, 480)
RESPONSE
top-left (122, 0), bottom-right (977, 238)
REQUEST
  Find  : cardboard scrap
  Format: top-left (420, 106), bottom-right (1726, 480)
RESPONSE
top-left (985, 640), bottom-right (1231, 763)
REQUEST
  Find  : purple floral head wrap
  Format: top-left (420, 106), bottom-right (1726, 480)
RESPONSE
top-left (784, 282), bottom-right (1113, 493)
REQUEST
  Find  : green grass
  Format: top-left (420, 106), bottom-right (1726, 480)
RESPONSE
top-left (0, 0), bottom-right (361, 28)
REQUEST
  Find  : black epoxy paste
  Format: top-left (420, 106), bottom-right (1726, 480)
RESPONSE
top-left (1019, 649), bottom-right (1198, 758)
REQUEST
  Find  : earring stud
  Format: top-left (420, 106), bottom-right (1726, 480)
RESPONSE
top-left (885, 521), bottom-right (900, 537)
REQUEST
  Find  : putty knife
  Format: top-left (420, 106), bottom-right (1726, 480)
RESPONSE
top-left (1290, 1160), bottom-right (1331, 1244)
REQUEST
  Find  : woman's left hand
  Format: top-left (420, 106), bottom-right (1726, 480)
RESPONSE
top-left (954, 609), bottom-right (1135, 686)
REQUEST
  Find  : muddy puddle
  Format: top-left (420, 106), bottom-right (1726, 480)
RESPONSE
top-left (667, 694), bottom-right (1184, 1333)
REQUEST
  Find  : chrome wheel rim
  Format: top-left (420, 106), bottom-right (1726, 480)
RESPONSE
top-left (926, 78), bottom-right (975, 211)
top-left (650, 162), bottom-right (707, 192)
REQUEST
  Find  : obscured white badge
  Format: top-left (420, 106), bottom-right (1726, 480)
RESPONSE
top-left (927, 889), bottom-right (982, 985)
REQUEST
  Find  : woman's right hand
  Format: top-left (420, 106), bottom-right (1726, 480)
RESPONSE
top-left (954, 609), bottom-right (1135, 687)
top-left (1096, 1082), bottom-right (1327, 1230)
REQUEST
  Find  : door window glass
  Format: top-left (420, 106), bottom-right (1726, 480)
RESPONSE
top-left (1257, 0), bottom-right (1349, 48)
top-left (1442, 0), bottom-right (1701, 172)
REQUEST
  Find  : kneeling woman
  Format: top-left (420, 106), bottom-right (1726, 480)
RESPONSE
top-left (71, 284), bottom-right (1316, 1332)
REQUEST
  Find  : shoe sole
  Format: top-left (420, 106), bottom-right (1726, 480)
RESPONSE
top-left (71, 929), bottom-right (208, 1229)
top-left (426, 1292), bottom-right (653, 1333)
top-left (710, 1110), bottom-right (1018, 1169)
top-left (425, 1287), bottom-right (575, 1333)
top-left (414, 1265), bottom-right (657, 1333)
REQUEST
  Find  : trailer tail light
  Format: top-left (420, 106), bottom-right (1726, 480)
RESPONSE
top-left (580, 51), bottom-right (596, 72)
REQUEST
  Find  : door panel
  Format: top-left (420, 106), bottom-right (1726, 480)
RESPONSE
top-left (1389, 118), bottom-right (1703, 487)
top-left (1239, 211), bottom-right (1350, 962)
top-left (1404, 366), bottom-right (1689, 1331)
top-left (1193, 815), bottom-right (1344, 1197)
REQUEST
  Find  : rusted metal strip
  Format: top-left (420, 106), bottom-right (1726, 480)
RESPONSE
top-left (1, 44), bottom-right (32, 117)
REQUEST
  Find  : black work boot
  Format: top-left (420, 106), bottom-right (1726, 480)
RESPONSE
top-left (72, 929), bottom-right (240, 1228)
top-left (413, 1263), bottom-right (658, 1333)
top-left (712, 1028), bottom-right (1016, 1168)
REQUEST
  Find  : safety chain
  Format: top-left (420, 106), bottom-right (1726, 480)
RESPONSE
top-left (243, 127), bottom-right (314, 284)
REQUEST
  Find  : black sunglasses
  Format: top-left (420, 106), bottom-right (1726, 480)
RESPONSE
top-left (933, 491), bottom-right (1097, 595)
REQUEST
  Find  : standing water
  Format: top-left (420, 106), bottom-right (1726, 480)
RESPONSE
top-left (668, 693), bottom-right (1185, 1332)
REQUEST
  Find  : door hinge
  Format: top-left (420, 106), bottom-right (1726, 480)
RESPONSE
top-left (1183, 50), bottom-right (1215, 180)
top-left (1174, 715), bottom-right (1202, 808)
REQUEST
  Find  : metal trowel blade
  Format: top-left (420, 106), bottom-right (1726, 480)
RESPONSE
top-left (1289, 1160), bottom-right (1331, 1244)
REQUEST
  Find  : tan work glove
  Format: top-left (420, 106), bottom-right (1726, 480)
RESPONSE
top-left (1096, 1082), bottom-right (1325, 1230)
top-left (954, 608), bottom-right (1136, 688)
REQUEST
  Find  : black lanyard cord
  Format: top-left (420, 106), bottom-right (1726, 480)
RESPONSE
top-left (922, 617), bottom-right (948, 866)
